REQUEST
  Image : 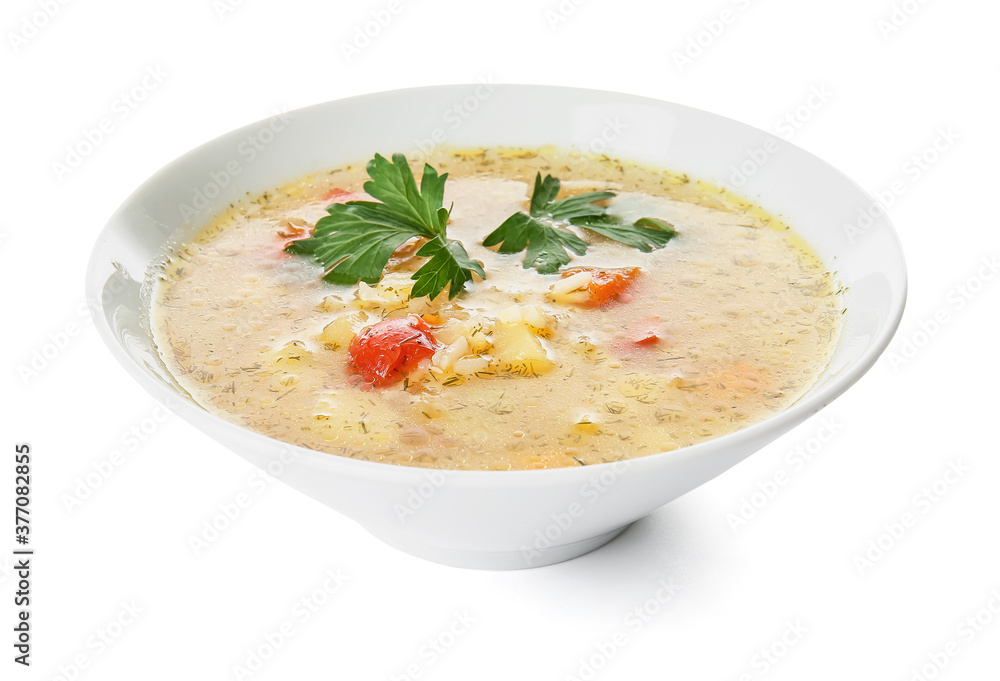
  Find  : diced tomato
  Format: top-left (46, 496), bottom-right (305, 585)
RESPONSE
top-left (629, 316), bottom-right (662, 346)
top-left (323, 187), bottom-right (358, 203)
top-left (562, 267), bottom-right (642, 307)
top-left (348, 315), bottom-right (441, 387)
top-left (608, 315), bottom-right (665, 357)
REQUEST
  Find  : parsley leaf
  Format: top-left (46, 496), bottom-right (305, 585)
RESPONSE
top-left (572, 215), bottom-right (677, 252)
top-left (483, 212), bottom-right (588, 274)
top-left (483, 172), bottom-right (676, 273)
top-left (286, 153), bottom-right (481, 299)
top-left (547, 191), bottom-right (617, 221)
top-left (527, 173), bottom-right (561, 214)
top-left (526, 173), bottom-right (615, 222)
top-left (363, 153), bottom-right (449, 236)
top-left (286, 203), bottom-right (423, 285)
top-left (411, 236), bottom-right (486, 300)
top-left (483, 173), bottom-right (598, 274)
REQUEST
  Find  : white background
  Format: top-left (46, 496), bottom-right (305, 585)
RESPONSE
top-left (3, 0), bottom-right (999, 679)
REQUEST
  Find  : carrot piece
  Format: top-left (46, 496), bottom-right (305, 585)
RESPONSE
top-left (562, 267), bottom-right (642, 307)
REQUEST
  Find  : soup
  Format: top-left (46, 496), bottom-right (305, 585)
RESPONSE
top-left (151, 147), bottom-right (842, 470)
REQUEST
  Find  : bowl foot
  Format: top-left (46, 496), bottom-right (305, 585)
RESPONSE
top-left (365, 525), bottom-right (630, 570)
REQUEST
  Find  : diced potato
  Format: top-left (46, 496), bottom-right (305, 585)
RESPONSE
top-left (555, 291), bottom-right (591, 304)
top-left (352, 272), bottom-right (413, 312)
top-left (410, 398), bottom-right (449, 419)
top-left (549, 271), bottom-right (592, 304)
top-left (432, 336), bottom-right (470, 372)
top-left (318, 312), bottom-right (368, 350)
top-left (453, 355), bottom-right (491, 376)
top-left (316, 295), bottom-right (347, 313)
top-left (497, 305), bottom-right (523, 324)
top-left (492, 322), bottom-right (555, 376)
top-left (407, 291), bottom-right (449, 316)
top-left (496, 304), bottom-right (551, 330)
top-left (269, 339), bottom-right (312, 367)
top-left (437, 314), bottom-right (493, 353)
top-left (521, 304), bottom-right (549, 330)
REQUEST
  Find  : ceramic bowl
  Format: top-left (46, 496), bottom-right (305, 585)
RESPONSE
top-left (86, 85), bottom-right (906, 569)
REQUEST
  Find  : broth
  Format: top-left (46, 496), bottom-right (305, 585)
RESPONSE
top-left (151, 148), bottom-right (842, 470)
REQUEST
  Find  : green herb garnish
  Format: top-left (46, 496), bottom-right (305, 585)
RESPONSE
top-left (483, 173), bottom-right (677, 274)
top-left (286, 153), bottom-right (484, 299)
top-left (410, 236), bottom-right (486, 300)
top-left (573, 216), bottom-right (677, 252)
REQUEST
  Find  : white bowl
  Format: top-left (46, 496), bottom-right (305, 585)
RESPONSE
top-left (86, 85), bottom-right (906, 569)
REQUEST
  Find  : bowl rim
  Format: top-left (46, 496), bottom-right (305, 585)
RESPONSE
top-left (85, 82), bottom-right (908, 482)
